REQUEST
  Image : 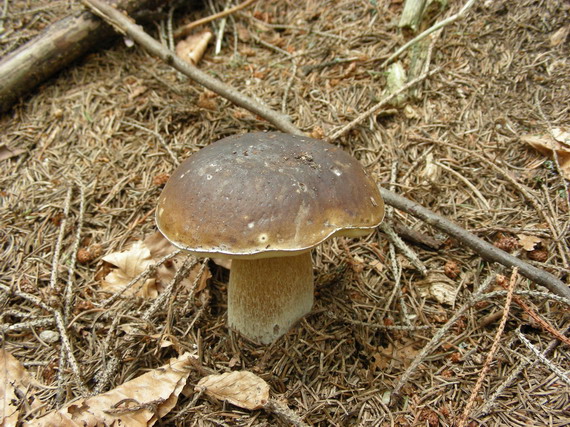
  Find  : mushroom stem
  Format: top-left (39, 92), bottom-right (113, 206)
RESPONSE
top-left (227, 252), bottom-right (314, 344)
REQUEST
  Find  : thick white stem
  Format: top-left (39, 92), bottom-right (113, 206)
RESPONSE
top-left (227, 252), bottom-right (314, 344)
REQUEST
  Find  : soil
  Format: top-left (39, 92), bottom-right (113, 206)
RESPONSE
top-left (1, 0), bottom-right (569, 425)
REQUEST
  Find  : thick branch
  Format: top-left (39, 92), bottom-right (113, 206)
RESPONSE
top-left (380, 188), bottom-right (570, 300)
top-left (82, 0), bottom-right (302, 135)
top-left (0, 0), bottom-right (167, 114)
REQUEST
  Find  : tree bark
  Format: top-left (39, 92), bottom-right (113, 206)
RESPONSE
top-left (0, 0), bottom-right (167, 114)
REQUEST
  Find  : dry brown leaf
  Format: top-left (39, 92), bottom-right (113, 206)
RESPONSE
top-left (1, 349), bottom-right (39, 427)
top-left (196, 371), bottom-right (269, 410)
top-left (417, 273), bottom-right (459, 306)
top-left (516, 234), bottom-right (542, 251)
top-left (521, 132), bottom-right (570, 179)
top-left (100, 233), bottom-right (209, 299)
top-left (30, 352), bottom-right (195, 427)
top-left (421, 152), bottom-right (441, 184)
top-left (102, 240), bottom-right (158, 298)
top-left (175, 31), bottom-right (212, 65)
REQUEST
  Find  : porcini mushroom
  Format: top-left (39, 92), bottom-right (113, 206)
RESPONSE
top-left (156, 132), bottom-right (384, 344)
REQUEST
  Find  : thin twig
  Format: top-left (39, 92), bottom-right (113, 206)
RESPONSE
top-left (380, 187), bottom-right (570, 300)
top-left (457, 268), bottom-right (518, 427)
top-left (82, 0), bottom-right (301, 135)
top-left (515, 328), bottom-right (570, 387)
top-left (142, 255), bottom-right (196, 322)
top-left (497, 280), bottom-right (570, 346)
top-left (381, 222), bottom-right (428, 276)
top-left (326, 68), bottom-right (439, 142)
top-left (390, 273), bottom-right (496, 402)
top-left (64, 183), bottom-right (85, 322)
top-left (49, 187), bottom-right (72, 291)
top-left (381, 0), bottom-right (477, 69)
top-left (174, 0), bottom-right (257, 40)
top-left (477, 325), bottom-right (570, 416)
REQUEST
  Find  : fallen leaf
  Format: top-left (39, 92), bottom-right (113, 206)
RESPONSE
top-left (1, 350), bottom-right (38, 427)
top-left (421, 152), bottom-right (441, 184)
top-left (196, 371), bottom-right (269, 410)
top-left (102, 240), bottom-right (158, 298)
top-left (0, 144), bottom-right (25, 162)
top-left (417, 273), bottom-right (459, 306)
top-left (521, 132), bottom-right (570, 179)
top-left (516, 234), bottom-right (542, 251)
top-left (30, 353), bottom-right (195, 427)
top-left (175, 31), bottom-right (212, 65)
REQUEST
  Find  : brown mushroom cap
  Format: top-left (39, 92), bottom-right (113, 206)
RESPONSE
top-left (156, 132), bottom-right (384, 258)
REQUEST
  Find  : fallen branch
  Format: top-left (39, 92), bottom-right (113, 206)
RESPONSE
top-left (82, 0), bottom-right (301, 135)
top-left (0, 0), bottom-right (169, 114)
top-left (380, 187), bottom-right (570, 300)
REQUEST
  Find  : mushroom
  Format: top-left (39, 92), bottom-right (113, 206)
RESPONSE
top-left (156, 132), bottom-right (384, 344)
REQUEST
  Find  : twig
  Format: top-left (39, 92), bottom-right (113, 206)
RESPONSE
top-left (0, 318), bottom-right (55, 333)
top-left (326, 68), bottom-right (439, 142)
top-left (64, 183), bottom-right (86, 322)
top-left (82, 0), bottom-right (301, 135)
top-left (379, 187), bottom-right (570, 300)
top-left (457, 268), bottom-right (518, 427)
top-left (381, 0), bottom-right (477, 69)
top-left (142, 255), bottom-right (196, 322)
top-left (49, 187), bottom-right (72, 291)
top-left (390, 273), bottom-right (496, 402)
top-left (381, 222), bottom-right (428, 276)
top-left (436, 161), bottom-right (490, 210)
top-left (0, 283), bottom-right (90, 396)
top-left (264, 399), bottom-right (310, 427)
top-left (477, 325), bottom-right (570, 416)
top-left (174, 0), bottom-right (257, 40)
top-left (515, 328), bottom-right (570, 387)
top-left (98, 250), bottom-right (181, 308)
top-left (497, 280), bottom-right (570, 347)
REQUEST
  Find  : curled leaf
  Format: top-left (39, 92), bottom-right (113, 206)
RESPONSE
top-left (196, 371), bottom-right (269, 410)
top-left (175, 31), bottom-right (212, 65)
top-left (30, 353), bottom-right (196, 427)
top-left (521, 131), bottom-right (570, 179)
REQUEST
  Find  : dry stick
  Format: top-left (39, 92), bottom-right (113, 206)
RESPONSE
top-left (477, 325), bottom-right (570, 416)
top-left (0, 283), bottom-right (90, 396)
top-left (515, 328), bottom-right (570, 387)
top-left (325, 69), bottom-right (438, 142)
top-left (380, 187), bottom-right (570, 300)
top-left (64, 183), bottom-right (86, 322)
top-left (457, 268), bottom-right (518, 427)
top-left (142, 254), bottom-right (196, 322)
top-left (381, 0), bottom-right (477, 69)
top-left (82, 0), bottom-right (300, 135)
top-left (174, 0), bottom-right (257, 39)
top-left (49, 187), bottom-right (72, 292)
top-left (390, 273), bottom-right (496, 402)
top-left (497, 280), bottom-right (570, 347)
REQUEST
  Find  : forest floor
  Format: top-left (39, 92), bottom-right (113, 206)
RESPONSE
top-left (1, 0), bottom-right (569, 425)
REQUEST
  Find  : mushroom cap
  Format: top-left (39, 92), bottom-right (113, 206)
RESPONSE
top-left (156, 132), bottom-right (384, 258)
